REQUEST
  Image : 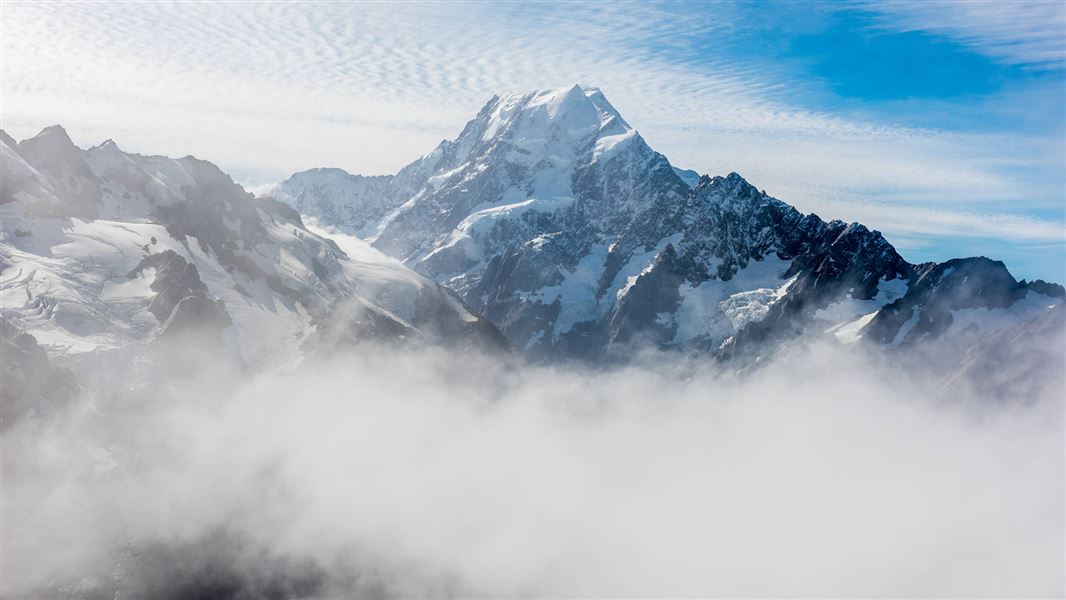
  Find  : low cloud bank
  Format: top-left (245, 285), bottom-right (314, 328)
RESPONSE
top-left (2, 342), bottom-right (1064, 598)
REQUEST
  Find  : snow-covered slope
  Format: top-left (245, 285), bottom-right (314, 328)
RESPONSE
top-left (266, 168), bottom-right (397, 237)
top-left (273, 84), bottom-right (1064, 361)
top-left (859, 258), bottom-right (1063, 348)
top-left (0, 127), bottom-right (506, 373)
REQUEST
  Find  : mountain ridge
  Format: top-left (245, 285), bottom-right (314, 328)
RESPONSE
top-left (0, 126), bottom-right (509, 376)
top-left (2, 86), bottom-right (1061, 372)
top-left (268, 85), bottom-right (1063, 362)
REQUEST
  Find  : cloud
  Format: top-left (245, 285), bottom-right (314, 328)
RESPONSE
top-left (1, 1), bottom-right (1062, 275)
top-left (2, 341), bottom-right (1063, 598)
top-left (855, 0), bottom-right (1066, 68)
top-left (841, 203), bottom-right (1066, 242)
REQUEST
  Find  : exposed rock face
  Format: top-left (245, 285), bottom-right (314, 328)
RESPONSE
top-left (12, 125), bottom-right (102, 218)
top-left (0, 318), bottom-right (79, 428)
top-left (127, 250), bottom-right (231, 340)
top-left (0, 127), bottom-right (510, 371)
top-left (3, 87), bottom-right (1061, 370)
top-left (275, 85), bottom-right (1063, 363)
top-left (862, 258), bottom-right (1064, 347)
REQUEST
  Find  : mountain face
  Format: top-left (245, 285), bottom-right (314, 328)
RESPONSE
top-left (273, 85), bottom-right (1064, 361)
top-left (0, 127), bottom-right (507, 374)
top-left (1, 318), bottom-right (78, 429)
top-left (268, 168), bottom-right (396, 236)
top-left (4, 87), bottom-right (1061, 373)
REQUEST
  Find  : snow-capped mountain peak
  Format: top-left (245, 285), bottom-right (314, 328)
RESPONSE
top-left (367, 87), bottom-right (686, 264)
top-left (268, 85), bottom-right (1064, 362)
top-left (90, 138), bottom-right (122, 154)
top-left (24, 124), bottom-right (74, 144)
top-left (1, 127), bottom-right (509, 373)
top-left (478, 84), bottom-right (630, 144)
top-left (17, 125), bottom-right (82, 168)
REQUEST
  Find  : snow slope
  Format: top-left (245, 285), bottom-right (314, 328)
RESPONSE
top-left (275, 85), bottom-right (1029, 360)
top-left (1, 127), bottom-right (505, 371)
top-left (271, 84), bottom-right (1064, 361)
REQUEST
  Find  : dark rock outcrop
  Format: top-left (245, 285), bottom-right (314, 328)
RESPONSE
top-left (128, 250), bottom-right (232, 339)
top-left (1, 319), bottom-right (80, 428)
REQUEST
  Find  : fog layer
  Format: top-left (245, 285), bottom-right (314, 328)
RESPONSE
top-left (2, 342), bottom-right (1064, 598)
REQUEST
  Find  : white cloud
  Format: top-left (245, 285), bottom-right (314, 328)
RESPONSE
top-left (856, 0), bottom-right (1066, 68)
top-left (3, 343), bottom-right (1064, 597)
top-left (1, 1), bottom-right (1062, 262)
top-left (811, 198), bottom-right (1066, 243)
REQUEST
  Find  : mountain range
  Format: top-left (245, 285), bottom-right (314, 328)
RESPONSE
top-left (0, 125), bottom-right (505, 388)
top-left (1, 85), bottom-right (1062, 394)
top-left (269, 85), bottom-right (1064, 363)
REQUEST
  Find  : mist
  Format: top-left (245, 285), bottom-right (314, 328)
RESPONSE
top-left (2, 340), bottom-right (1064, 598)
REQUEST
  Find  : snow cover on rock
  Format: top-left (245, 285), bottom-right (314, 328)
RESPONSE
top-left (268, 85), bottom-right (1062, 361)
top-left (860, 257), bottom-right (1064, 349)
top-left (1, 128), bottom-right (504, 372)
top-left (13, 86), bottom-right (1056, 368)
top-left (265, 168), bottom-right (395, 238)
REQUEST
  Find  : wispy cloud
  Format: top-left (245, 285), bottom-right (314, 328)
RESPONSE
top-left (815, 198), bottom-right (1066, 243)
top-left (1, 1), bottom-right (1062, 277)
top-left (856, 0), bottom-right (1066, 68)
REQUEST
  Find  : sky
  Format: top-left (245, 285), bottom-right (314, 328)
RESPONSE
top-left (1, 1), bottom-right (1064, 281)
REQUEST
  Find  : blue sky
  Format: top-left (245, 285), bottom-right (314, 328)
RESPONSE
top-left (2, 1), bottom-right (1064, 281)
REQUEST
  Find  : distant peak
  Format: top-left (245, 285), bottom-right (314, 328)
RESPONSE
top-left (91, 138), bottom-right (122, 153)
top-left (700, 171), bottom-right (756, 192)
top-left (939, 256), bottom-right (1009, 273)
top-left (303, 167), bottom-right (353, 176)
top-left (19, 124), bottom-right (78, 154)
top-left (37, 124), bottom-right (71, 139)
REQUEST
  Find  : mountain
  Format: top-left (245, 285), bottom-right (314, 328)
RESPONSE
top-left (4, 87), bottom-right (1059, 374)
top-left (268, 168), bottom-right (396, 237)
top-left (272, 85), bottom-right (1064, 361)
top-left (1, 318), bottom-right (78, 429)
top-left (937, 301), bottom-right (1065, 402)
top-left (0, 127), bottom-right (507, 376)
